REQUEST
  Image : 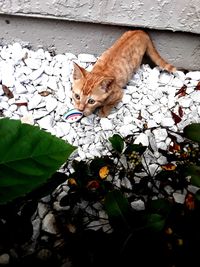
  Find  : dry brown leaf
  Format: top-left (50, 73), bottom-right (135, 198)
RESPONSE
top-left (178, 106), bottom-right (183, 117)
top-left (2, 84), bottom-right (14, 99)
top-left (175, 85), bottom-right (187, 97)
top-left (38, 91), bottom-right (52, 97)
top-left (171, 111), bottom-right (182, 124)
top-left (195, 81), bottom-right (200, 91)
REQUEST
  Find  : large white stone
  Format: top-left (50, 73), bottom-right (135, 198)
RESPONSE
top-left (100, 118), bottom-right (113, 131)
top-left (186, 71), bottom-right (200, 80)
top-left (134, 133), bottom-right (149, 146)
top-left (78, 53), bottom-right (97, 63)
top-left (45, 96), bottom-right (58, 112)
top-left (28, 94), bottom-right (43, 110)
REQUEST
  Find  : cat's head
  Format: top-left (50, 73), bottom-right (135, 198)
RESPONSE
top-left (72, 63), bottom-right (114, 116)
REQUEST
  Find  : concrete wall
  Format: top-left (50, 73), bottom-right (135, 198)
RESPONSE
top-left (0, 0), bottom-right (200, 34)
top-left (0, 0), bottom-right (199, 70)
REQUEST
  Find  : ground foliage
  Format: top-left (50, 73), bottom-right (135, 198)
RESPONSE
top-left (1, 123), bottom-right (200, 266)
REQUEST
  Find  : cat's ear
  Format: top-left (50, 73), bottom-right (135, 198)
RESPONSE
top-left (100, 77), bottom-right (114, 92)
top-left (73, 62), bottom-right (87, 80)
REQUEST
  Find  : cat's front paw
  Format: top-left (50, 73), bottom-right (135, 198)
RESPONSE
top-left (99, 107), bottom-right (110, 118)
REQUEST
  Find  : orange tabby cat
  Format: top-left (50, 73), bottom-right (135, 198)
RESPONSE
top-left (72, 30), bottom-right (176, 117)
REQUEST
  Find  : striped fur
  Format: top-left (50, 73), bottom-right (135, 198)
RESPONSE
top-left (72, 30), bottom-right (176, 117)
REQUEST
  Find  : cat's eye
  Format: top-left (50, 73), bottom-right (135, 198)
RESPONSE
top-left (88, 98), bottom-right (95, 104)
top-left (74, 93), bottom-right (80, 100)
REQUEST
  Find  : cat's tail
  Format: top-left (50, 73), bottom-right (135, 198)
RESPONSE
top-left (146, 35), bottom-right (176, 73)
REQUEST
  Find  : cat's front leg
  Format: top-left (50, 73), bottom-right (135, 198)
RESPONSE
top-left (99, 90), bottom-right (123, 117)
top-left (99, 105), bottom-right (114, 117)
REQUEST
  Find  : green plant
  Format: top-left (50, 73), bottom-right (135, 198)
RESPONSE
top-left (0, 118), bottom-right (76, 205)
top-left (58, 124), bottom-right (200, 266)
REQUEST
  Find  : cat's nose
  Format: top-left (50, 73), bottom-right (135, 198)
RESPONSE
top-left (78, 104), bottom-right (84, 111)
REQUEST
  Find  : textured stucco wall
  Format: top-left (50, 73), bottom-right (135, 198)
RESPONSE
top-left (0, 15), bottom-right (199, 70)
top-left (0, 0), bottom-right (200, 34)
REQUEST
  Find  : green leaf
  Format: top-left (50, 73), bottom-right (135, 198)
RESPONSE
top-left (145, 213), bottom-right (165, 232)
top-left (183, 123), bottom-right (200, 143)
top-left (0, 118), bottom-right (76, 204)
top-left (184, 165), bottom-right (200, 187)
top-left (124, 143), bottom-right (146, 156)
top-left (108, 134), bottom-right (124, 154)
top-left (104, 189), bottom-right (131, 230)
top-left (195, 189), bottom-right (200, 202)
top-left (147, 199), bottom-right (172, 217)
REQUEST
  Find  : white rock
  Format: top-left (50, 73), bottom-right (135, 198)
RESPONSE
top-left (38, 202), bottom-right (49, 219)
top-left (14, 81), bottom-right (27, 94)
top-left (47, 76), bottom-right (58, 90)
top-left (28, 94), bottom-right (42, 110)
top-left (24, 57), bottom-right (41, 69)
top-left (28, 66), bottom-right (44, 81)
top-left (167, 95), bottom-right (176, 109)
top-left (147, 120), bottom-right (158, 128)
top-left (0, 101), bottom-right (9, 110)
top-left (1, 62), bottom-right (15, 87)
top-left (0, 85), bottom-right (3, 96)
top-left (35, 48), bottom-right (45, 59)
top-left (118, 124), bottom-right (137, 136)
top-left (142, 97), bottom-right (152, 106)
top-left (157, 141), bottom-right (168, 150)
top-left (9, 104), bottom-right (18, 112)
top-left (178, 97), bottom-right (193, 108)
top-left (11, 42), bottom-right (24, 61)
top-left (131, 199), bottom-right (145, 211)
top-left (45, 96), bottom-right (58, 112)
top-left (78, 53), bottom-right (97, 63)
top-left (37, 115), bottom-right (54, 130)
top-left (122, 94), bottom-right (132, 104)
top-left (174, 70), bottom-right (185, 81)
top-left (159, 71), bottom-right (172, 84)
top-left (171, 77), bottom-right (184, 88)
top-left (100, 118), bottom-right (113, 131)
top-left (56, 122), bottom-right (71, 136)
top-left (160, 117), bottom-right (175, 127)
top-left (152, 112), bottom-right (163, 124)
top-left (173, 192), bottom-right (186, 204)
top-left (148, 163), bottom-right (160, 176)
top-left (54, 54), bottom-right (68, 63)
top-left (42, 213), bottom-right (58, 234)
top-left (153, 128), bottom-right (168, 142)
top-left (33, 109), bottom-right (49, 120)
top-left (157, 155), bottom-right (167, 165)
top-left (0, 253), bottom-right (10, 265)
top-left (186, 71), bottom-right (200, 80)
top-left (147, 104), bottom-right (160, 114)
top-left (123, 115), bottom-right (133, 125)
top-left (134, 133), bottom-right (149, 146)
top-left (26, 84), bottom-right (36, 94)
top-left (21, 114), bottom-right (34, 125)
top-left (190, 91), bottom-right (200, 102)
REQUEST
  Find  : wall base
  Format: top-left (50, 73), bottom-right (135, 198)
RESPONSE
top-left (0, 15), bottom-right (199, 70)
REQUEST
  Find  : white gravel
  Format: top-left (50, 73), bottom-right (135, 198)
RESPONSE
top-left (0, 42), bottom-right (200, 163)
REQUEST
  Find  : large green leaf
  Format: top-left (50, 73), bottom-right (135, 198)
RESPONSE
top-left (104, 189), bottom-right (132, 230)
top-left (183, 123), bottom-right (200, 143)
top-left (145, 213), bottom-right (165, 232)
top-left (0, 118), bottom-right (76, 204)
top-left (108, 134), bottom-right (124, 154)
top-left (147, 199), bottom-right (172, 216)
top-left (184, 165), bottom-right (200, 187)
